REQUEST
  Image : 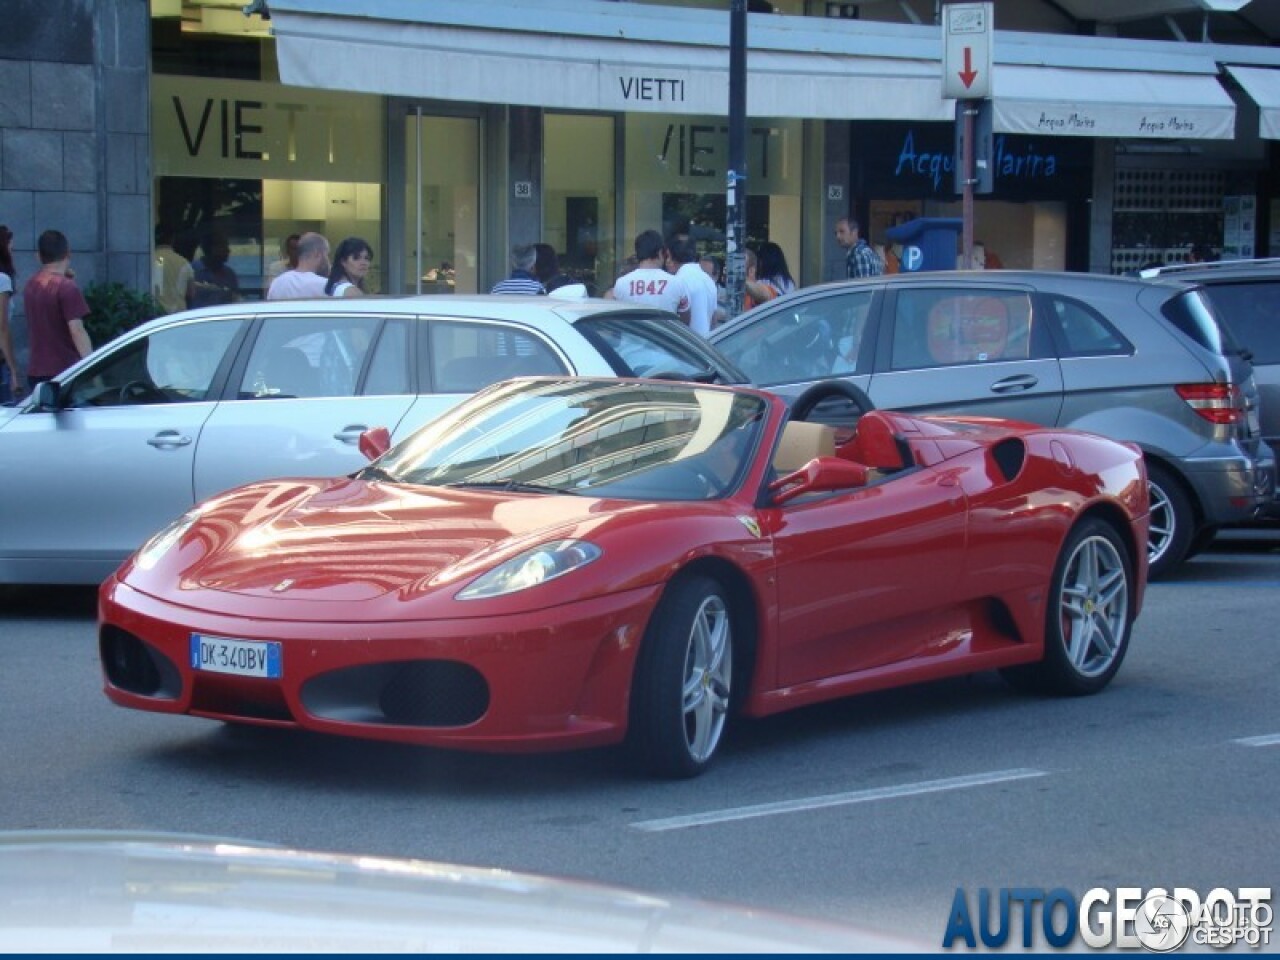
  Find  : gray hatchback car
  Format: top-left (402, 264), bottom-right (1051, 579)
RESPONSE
top-left (1141, 258), bottom-right (1280, 485)
top-left (710, 270), bottom-right (1276, 578)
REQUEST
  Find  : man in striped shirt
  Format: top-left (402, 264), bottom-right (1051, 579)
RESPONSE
top-left (490, 244), bottom-right (546, 295)
top-left (835, 217), bottom-right (884, 279)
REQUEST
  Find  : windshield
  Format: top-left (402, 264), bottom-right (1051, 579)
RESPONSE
top-left (365, 378), bottom-right (767, 500)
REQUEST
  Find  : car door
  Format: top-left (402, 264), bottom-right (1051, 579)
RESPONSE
top-left (0, 316), bottom-right (248, 575)
top-left (866, 284), bottom-right (1065, 425)
top-left (711, 287), bottom-right (878, 402)
top-left (766, 467), bottom-right (967, 687)
top-left (194, 312), bottom-right (417, 499)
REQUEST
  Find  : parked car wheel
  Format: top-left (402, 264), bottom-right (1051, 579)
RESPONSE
top-left (1003, 518), bottom-right (1133, 696)
top-left (1146, 463), bottom-right (1194, 580)
top-left (629, 575), bottom-right (734, 779)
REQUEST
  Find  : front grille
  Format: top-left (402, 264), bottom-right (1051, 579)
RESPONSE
top-left (378, 661), bottom-right (489, 727)
top-left (100, 626), bottom-right (181, 698)
top-left (301, 660), bottom-right (490, 728)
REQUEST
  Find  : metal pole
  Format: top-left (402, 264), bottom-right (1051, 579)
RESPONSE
top-left (725, 0), bottom-right (747, 318)
top-left (961, 99), bottom-right (974, 270)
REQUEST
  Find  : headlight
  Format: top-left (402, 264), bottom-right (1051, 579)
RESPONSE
top-left (456, 539), bottom-right (602, 600)
top-left (134, 511), bottom-right (200, 571)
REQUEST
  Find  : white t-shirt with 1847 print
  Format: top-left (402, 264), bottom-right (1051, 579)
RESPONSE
top-left (612, 268), bottom-right (690, 317)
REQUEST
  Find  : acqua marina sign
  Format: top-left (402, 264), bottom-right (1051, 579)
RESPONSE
top-left (893, 129), bottom-right (1059, 191)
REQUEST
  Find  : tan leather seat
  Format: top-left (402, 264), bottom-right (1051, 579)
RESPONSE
top-left (773, 420), bottom-right (836, 473)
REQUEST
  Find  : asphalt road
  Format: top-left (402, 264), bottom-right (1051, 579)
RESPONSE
top-left (2, 531), bottom-right (1278, 949)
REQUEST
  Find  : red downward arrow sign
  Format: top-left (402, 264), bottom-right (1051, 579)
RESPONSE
top-left (958, 46), bottom-right (978, 89)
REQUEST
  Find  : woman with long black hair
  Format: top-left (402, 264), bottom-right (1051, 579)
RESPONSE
top-left (325, 236), bottom-right (374, 297)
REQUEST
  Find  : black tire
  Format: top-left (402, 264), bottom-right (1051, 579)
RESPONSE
top-left (1186, 525), bottom-right (1220, 559)
top-left (628, 575), bottom-right (734, 779)
top-left (1146, 463), bottom-right (1194, 580)
top-left (1002, 518), bottom-right (1134, 696)
top-left (788, 379), bottom-right (874, 426)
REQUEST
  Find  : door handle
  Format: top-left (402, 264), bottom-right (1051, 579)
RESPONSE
top-left (990, 374), bottom-right (1038, 394)
top-left (333, 425), bottom-right (370, 444)
top-left (147, 431), bottom-right (192, 448)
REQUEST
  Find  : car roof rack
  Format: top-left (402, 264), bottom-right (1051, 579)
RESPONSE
top-left (1138, 257), bottom-right (1280, 280)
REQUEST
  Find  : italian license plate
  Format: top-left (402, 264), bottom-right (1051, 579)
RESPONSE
top-left (190, 633), bottom-right (282, 679)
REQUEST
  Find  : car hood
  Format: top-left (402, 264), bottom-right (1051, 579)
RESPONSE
top-left (0, 832), bottom-right (919, 952)
top-left (128, 477), bottom-right (645, 606)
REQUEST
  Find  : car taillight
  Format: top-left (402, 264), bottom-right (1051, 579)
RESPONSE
top-left (1175, 383), bottom-right (1244, 425)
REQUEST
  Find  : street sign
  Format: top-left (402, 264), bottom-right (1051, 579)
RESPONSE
top-left (941, 2), bottom-right (993, 100)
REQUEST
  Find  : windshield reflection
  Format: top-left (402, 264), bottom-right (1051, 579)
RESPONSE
top-left (363, 379), bottom-right (766, 501)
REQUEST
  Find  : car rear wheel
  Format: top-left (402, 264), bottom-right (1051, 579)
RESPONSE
top-left (1146, 464), bottom-right (1194, 580)
top-left (629, 575), bottom-right (734, 779)
top-left (1003, 518), bottom-right (1133, 696)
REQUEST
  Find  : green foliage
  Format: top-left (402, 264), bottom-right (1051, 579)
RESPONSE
top-left (82, 282), bottom-right (160, 348)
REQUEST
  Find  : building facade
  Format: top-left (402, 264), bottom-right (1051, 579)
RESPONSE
top-left (2, 0), bottom-right (1279, 365)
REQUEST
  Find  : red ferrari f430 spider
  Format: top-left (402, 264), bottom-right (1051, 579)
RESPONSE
top-left (100, 377), bottom-right (1149, 777)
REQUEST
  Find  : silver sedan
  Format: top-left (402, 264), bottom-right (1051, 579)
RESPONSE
top-left (0, 296), bottom-right (743, 584)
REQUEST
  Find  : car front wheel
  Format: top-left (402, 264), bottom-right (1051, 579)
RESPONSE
top-left (629, 575), bottom-right (734, 778)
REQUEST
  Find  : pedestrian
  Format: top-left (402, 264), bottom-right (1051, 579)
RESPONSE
top-left (700, 255), bottom-right (729, 328)
top-left (23, 229), bottom-right (93, 388)
top-left (265, 233), bottom-right (301, 284)
top-left (834, 217), bottom-right (884, 278)
top-left (0, 225), bottom-right (25, 402)
top-left (325, 236), bottom-right (373, 297)
top-left (188, 231), bottom-right (241, 308)
top-left (490, 244), bottom-right (545, 294)
top-left (266, 232), bottom-right (329, 300)
top-left (152, 223), bottom-right (194, 316)
top-left (745, 241), bottom-right (796, 304)
top-left (668, 236), bottom-right (717, 336)
top-left (610, 229), bottom-right (691, 326)
top-left (534, 243), bottom-right (575, 293)
top-left (1187, 242), bottom-right (1216, 264)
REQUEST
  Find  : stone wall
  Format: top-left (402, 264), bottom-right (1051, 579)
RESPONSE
top-left (0, 0), bottom-right (151, 368)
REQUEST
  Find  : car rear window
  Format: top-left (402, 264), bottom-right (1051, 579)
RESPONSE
top-left (1194, 280), bottom-right (1280, 364)
top-left (1159, 290), bottom-right (1243, 357)
top-left (577, 313), bottom-right (749, 384)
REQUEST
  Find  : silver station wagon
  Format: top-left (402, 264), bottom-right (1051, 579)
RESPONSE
top-left (0, 296), bottom-right (745, 585)
top-left (711, 270), bottom-right (1276, 578)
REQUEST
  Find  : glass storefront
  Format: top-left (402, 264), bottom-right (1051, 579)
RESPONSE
top-left (544, 114), bottom-right (617, 296)
top-left (402, 113), bottom-right (480, 295)
top-left (152, 72), bottom-right (385, 304)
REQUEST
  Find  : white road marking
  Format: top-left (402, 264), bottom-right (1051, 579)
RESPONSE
top-left (1233, 733), bottom-right (1280, 747)
top-left (630, 767), bottom-right (1050, 833)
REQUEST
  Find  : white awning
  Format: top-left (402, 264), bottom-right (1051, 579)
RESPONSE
top-left (269, 12), bottom-right (954, 122)
top-left (1225, 65), bottom-right (1280, 139)
top-left (268, 0), bottom-right (1236, 137)
top-left (992, 64), bottom-right (1236, 139)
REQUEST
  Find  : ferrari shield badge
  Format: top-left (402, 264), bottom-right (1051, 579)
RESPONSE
top-left (736, 515), bottom-right (762, 539)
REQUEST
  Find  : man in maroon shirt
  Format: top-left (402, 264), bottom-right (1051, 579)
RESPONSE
top-left (24, 230), bottom-right (92, 386)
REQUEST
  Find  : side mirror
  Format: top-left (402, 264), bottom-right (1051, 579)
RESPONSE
top-left (358, 426), bottom-right (391, 462)
top-left (769, 456), bottom-right (869, 505)
top-left (29, 380), bottom-right (62, 412)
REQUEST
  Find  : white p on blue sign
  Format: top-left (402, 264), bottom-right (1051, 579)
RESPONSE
top-left (902, 245), bottom-right (925, 272)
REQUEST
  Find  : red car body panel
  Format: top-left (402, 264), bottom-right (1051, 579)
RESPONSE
top-left (99, 382), bottom-right (1148, 753)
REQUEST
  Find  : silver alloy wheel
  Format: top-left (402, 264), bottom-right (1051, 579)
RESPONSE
top-left (680, 594), bottom-right (732, 763)
top-left (1147, 479), bottom-right (1174, 567)
top-left (1058, 534), bottom-right (1130, 678)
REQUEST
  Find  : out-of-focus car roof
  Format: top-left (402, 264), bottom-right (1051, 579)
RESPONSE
top-left (0, 831), bottom-right (923, 952)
